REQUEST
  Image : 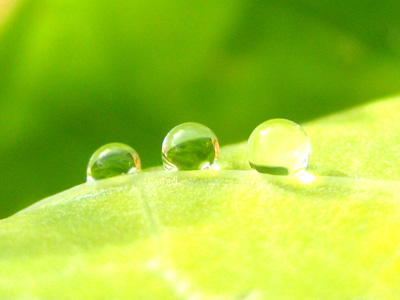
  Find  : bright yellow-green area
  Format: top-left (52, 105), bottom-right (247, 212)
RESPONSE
top-left (0, 0), bottom-right (18, 28)
top-left (2, 98), bottom-right (400, 299)
top-left (220, 97), bottom-right (400, 181)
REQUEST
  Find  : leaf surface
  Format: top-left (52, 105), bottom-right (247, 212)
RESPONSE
top-left (2, 0), bottom-right (400, 217)
top-left (2, 98), bottom-right (400, 299)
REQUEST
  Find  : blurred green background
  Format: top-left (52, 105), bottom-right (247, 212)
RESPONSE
top-left (1, 0), bottom-right (400, 218)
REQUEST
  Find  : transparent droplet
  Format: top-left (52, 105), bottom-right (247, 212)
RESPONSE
top-left (247, 119), bottom-right (311, 175)
top-left (87, 143), bottom-right (141, 181)
top-left (162, 122), bottom-right (219, 171)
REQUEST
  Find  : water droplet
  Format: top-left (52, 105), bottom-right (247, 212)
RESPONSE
top-left (87, 143), bottom-right (141, 181)
top-left (162, 122), bottom-right (219, 171)
top-left (247, 119), bottom-right (311, 175)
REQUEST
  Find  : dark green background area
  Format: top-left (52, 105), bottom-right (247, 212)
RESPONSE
top-left (1, 0), bottom-right (400, 218)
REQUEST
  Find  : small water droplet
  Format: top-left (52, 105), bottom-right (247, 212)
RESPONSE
top-left (247, 119), bottom-right (311, 175)
top-left (87, 143), bottom-right (141, 181)
top-left (162, 122), bottom-right (219, 171)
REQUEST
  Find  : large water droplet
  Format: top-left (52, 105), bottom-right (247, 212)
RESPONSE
top-left (247, 119), bottom-right (311, 175)
top-left (162, 122), bottom-right (219, 171)
top-left (87, 143), bottom-right (141, 181)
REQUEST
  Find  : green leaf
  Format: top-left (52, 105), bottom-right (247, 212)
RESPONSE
top-left (2, 98), bottom-right (400, 299)
top-left (2, 0), bottom-right (400, 217)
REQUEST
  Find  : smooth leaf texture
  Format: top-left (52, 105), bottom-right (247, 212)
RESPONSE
top-left (2, 98), bottom-right (400, 299)
top-left (0, 0), bottom-right (17, 28)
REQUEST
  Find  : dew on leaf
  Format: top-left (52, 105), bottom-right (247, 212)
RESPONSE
top-left (87, 143), bottom-right (141, 181)
top-left (247, 119), bottom-right (311, 176)
top-left (162, 122), bottom-right (219, 171)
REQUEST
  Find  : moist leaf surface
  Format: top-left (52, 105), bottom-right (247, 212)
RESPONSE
top-left (2, 98), bottom-right (400, 299)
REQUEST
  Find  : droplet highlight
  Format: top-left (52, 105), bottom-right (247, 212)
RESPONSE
top-left (162, 122), bottom-right (219, 171)
top-left (247, 119), bottom-right (311, 175)
top-left (87, 143), bottom-right (141, 181)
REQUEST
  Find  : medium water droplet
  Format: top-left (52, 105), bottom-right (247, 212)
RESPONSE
top-left (87, 143), bottom-right (141, 181)
top-left (247, 119), bottom-right (311, 175)
top-left (162, 122), bottom-right (219, 171)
